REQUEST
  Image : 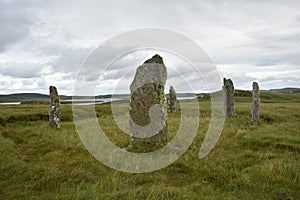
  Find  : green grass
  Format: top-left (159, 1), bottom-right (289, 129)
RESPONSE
top-left (0, 93), bottom-right (300, 199)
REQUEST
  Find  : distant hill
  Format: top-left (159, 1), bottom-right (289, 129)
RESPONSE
top-left (198, 88), bottom-right (300, 98)
top-left (0, 93), bottom-right (48, 100)
top-left (0, 87), bottom-right (299, 104)
top-left (196, 89), bottom-right (252, 100)
top-left (0, 93), bottom-right (49, 104)
top-left (264, 88), bottom-right (300, 94)
top-left (0, 93), bottom-right (119, 103)
top-left (234, 89), bottom-right (252, 97)
top-left (0, 93), bottom-right (75, 104)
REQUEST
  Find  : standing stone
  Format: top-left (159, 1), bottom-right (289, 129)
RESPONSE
top-left (252, 82), bottom-right (260, 124)
top-left (167, 86), bottom-right (179, 112)
top-left (222, 78), bottom-right (235, 116)
top-left (49, 86), bottom-right (61, 128)
top-left (129, 54), bottom-right (168, 145)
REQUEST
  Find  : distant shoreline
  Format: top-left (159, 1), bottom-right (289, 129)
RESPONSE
top-left (0, 88), bottom-right (299, 105)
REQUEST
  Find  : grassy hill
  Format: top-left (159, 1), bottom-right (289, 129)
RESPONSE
top-left (0, 93), bottom-right (49, 103)
top-left (267, 87), bottom-right (300, 94)
top-left (0, 93), bottom-right (71, 104)
top-left (1, 88), bottom-right (299, 104)
top-left (0, 93), bottom-right (116, 104)
top-left (0, 92), bottom-right (299, 199)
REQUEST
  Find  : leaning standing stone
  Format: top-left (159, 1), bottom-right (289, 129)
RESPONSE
top-left (252, 82), bottom-right (260, 124)
top-left (222, 78), bottom-right (235, 116)
top-left (168, 86), bottom-right (179, 112)
top-left (49, 86), bottom-right (61, 128)
top-left (129, 54), bottom-right (168, 145)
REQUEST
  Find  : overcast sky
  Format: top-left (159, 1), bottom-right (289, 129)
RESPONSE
top-left (0, 0), bottom-right (299, 95)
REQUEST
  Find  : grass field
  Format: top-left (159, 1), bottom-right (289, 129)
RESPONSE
top-left (0, 93), bottom-right (300, 199)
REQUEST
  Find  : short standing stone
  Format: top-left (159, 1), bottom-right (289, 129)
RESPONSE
top-left (167, 86), bottom-right (179, 112)
top-left (49, 86), bottom-right (61, 128)
top-left (129, 54), bottom-right (168, 145)
top-left (252, 82), bottom-right (260, 124)
top-left (222, 78), bottom-right (235, 116)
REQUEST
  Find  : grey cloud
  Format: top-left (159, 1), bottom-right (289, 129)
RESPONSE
top-left (0, 0), bottom-right (300, 94)
top-left (0, 0), bottom-right (40, 52)
top-left (0, 62), bottom-right (52, 78)
top-left (52, 47), bottom-right (92, 73)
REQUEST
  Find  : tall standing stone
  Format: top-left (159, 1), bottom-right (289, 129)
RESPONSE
top-left (222, 78), bottom-right (235, 116)
top-left (252, 82), bottom-right (260, 124)
top-left (167, 86), bottom-right (179, 112)
top-left (129, 54), bottom-right (168, 145)
top-left (49, 86), bottom-right (61, 128)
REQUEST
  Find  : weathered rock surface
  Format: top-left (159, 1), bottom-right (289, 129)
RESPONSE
top-left (49, 86), bottom-right (61, 128)
top-left (167, 86), bottom-right (179, 112)
top-left (222, 78), bottom-right (235, 116)
top-left (129, 54), bottom-right (168, 145)
top-left (252, 82), bottom-right (260, 124)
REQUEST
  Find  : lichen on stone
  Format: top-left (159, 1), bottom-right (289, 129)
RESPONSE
top-left (129, 54), bottom-right (168, 145)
